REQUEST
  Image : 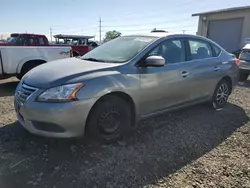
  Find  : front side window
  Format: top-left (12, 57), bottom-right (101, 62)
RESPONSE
top-left (148, 39), bottom-right (186, 64)
top-left (188, 39), bottom-right (213, 60)
top-left (82, 36), bottom-right (157, 63)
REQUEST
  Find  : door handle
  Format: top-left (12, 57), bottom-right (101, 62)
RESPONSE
top-left (214, 66), bottom-right (220, 71)
top-left (181, 71), bottom-right (189, 77)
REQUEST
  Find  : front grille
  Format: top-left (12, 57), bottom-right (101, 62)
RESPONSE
top-left (16, 83), bottom-right (37, 104)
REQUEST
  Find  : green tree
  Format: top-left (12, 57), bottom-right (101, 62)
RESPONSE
top-left (104, 30), bottom-right (121, 42)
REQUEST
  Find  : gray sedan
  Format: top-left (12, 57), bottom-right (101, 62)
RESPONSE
top-left (14, 33), bottom-right (239, 142)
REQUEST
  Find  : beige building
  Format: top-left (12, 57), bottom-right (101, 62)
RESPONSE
top-left (192, 6), bottom-right (250, 53)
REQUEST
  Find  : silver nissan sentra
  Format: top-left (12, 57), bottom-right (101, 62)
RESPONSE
top-left (14, 33), bottom-right (239, 142)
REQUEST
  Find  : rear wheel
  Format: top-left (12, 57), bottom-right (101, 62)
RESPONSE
top-left (86, 95), bottom-right (133, 143)
top-left (212, 79), bottom-right (231, 110)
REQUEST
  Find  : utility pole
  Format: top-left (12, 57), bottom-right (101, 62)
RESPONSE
top-left (50, 27), bottom-right (52, 42)
top-left (182, 30), bottom-right (186, 34)
top-left (99, 17), bottom-right (102, 42)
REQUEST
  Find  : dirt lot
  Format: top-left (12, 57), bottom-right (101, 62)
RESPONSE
top-left (0, 77), bottom-right (249, 188)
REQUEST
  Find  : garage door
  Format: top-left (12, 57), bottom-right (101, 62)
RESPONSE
top-left (207, 18), bottom-right (244, 53)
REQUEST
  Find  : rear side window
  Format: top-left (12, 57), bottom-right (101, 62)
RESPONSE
top-left (212, 45), bottom-right (221, 57)
top-left (188, 39), bottom-right (213, 60)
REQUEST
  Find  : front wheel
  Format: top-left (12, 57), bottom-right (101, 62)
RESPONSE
top-left (86, 95), bottom-right (133, 143)
top-left (212, 80), bottom-right (231, 110)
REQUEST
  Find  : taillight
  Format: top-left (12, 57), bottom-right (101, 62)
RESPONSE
top-left (234, 58), bottom-right (240, 67)
top-left (70, 50), bottom-right (73, 57)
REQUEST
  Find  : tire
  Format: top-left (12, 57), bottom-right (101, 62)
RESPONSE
top-left (239, 72), bottom-right (249, 82)
top-left (86, 95), bottom-right (132, 143)
top-left (212, 79), bottom-right (231, 110)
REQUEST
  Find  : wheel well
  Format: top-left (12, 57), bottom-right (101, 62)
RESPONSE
top-left (73, 51), bottom-right (79, 57)
top-left (20, 60), bottom-right (46, 74)
top-left (86, 92), bottom-right (136, 130)
top-left (221, 76), bottom-right (232, 94)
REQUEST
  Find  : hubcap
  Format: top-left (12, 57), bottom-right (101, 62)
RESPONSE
top-left (98, 109), bottom-right (121, 134)
top-left (216, 83), bottom-right (229, 105)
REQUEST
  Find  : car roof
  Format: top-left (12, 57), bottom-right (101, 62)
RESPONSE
top-left (124, 32), bottom-right (179, 38)
top-left (53, 34), bottom-right (94, 39)
top-left (123, 32), bottom-right (201, 39)
top-left (243, 43), bottom-right (250, 50)
top-left (11, 33), bottom-right (45, 37)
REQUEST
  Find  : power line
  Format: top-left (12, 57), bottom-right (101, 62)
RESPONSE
top-left (102, 24), bottom-right (196, 32)
top-left (102, 19), bottom-right (196, 28)
top-left (101, 0), bottom-right (239, 23)
top-left (101, 0), bottom-right (199, 22)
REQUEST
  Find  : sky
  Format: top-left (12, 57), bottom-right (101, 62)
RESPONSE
top-left (1, 0), bottom-right (250, 41)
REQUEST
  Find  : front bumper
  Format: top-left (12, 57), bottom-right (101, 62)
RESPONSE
top-left (14, 97), bottom-right (97, 138)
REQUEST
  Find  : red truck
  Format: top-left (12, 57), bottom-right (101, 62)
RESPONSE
top-left (4, 33), bottom-right (98, 56)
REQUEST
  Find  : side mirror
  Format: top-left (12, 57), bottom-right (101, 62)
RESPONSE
top-left (145, 56), bottom-right (165, 67)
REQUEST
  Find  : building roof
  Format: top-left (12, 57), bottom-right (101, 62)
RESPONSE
top-left (53, 34), bottom-right (94, 39)
top-left (192, 5), bottom-right (250, 16)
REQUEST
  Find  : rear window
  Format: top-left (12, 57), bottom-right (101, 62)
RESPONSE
top-left (240, 49), bottom-right (250, 61)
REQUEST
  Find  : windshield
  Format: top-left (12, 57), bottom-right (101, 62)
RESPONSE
top-left (7, 37), bottom-right (17, 44)
top-left (81, 36), bottom-right (157, 63)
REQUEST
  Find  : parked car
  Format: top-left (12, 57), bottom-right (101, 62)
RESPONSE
top-left (0, 33), bottom-right (72, 80)
top-left (239, 44), bottom-right (250, 81)
top-left (14, 33), bottom-right (239, 142)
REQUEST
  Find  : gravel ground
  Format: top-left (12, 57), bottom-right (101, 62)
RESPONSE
top-left (0, 77), bottom-right (249, 188)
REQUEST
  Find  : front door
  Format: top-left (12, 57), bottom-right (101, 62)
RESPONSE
top-left (138, 38), bottom-right (191, 116)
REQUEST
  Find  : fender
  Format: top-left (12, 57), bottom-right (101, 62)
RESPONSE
top-left (16, 56), bottom-right (47, 74)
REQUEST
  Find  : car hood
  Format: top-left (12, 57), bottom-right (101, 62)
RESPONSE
top-left (23, 58), bottom-right (122, 88)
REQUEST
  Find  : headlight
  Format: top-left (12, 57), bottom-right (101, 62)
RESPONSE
top-left (37, 83), bottom-right (83, 102)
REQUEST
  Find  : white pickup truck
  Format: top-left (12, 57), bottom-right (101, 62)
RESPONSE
top-left (0, 33), bottom-right (72, 80)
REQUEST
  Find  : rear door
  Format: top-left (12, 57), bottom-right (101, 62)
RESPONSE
top-left (186, 38), bottom-right (222, 101)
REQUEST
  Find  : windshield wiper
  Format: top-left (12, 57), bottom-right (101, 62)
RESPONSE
top-left (82, 57), bottom-right (106, 62)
